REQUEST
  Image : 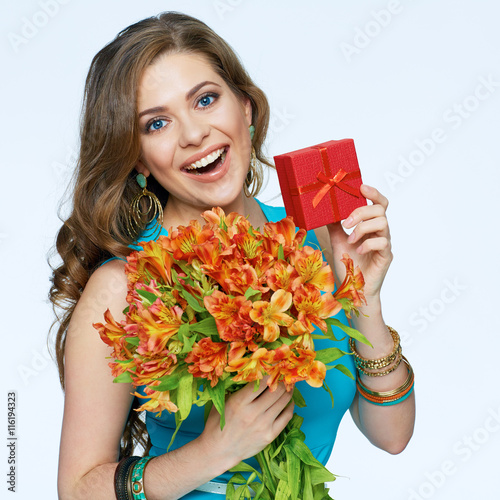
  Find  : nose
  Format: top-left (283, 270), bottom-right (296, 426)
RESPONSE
top-left (178, 114), bottom-right (210, 148)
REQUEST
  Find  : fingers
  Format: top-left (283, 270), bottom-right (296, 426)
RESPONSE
top-left (360, 184), bottom-right (389, 209)
top-left (346, 217), bottom-right (389, 245)
top-left (356, 236), bottom-right (392, 257)
top-left (342, 203), bottom-right (386, 230)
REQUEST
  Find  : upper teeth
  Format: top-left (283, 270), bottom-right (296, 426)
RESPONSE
top-left (185, 148), bottom-right (225, 170)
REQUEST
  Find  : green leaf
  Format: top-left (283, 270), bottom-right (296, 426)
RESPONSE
top-left (333, 363), bottom-right (355, 380)
top-left (136, 289), bottom-right (159, 305)
top-left (285, 445), bottom-right (301, 500)
top-left (126, 336), bottom-right (139, 347)
top-left (226, 481), bottom-right (236, 500)
top-left (292, 387), bottom-right (307, 408)
top-left (178, 323), bottom-right (197, 354)
top-left (189, 316), bottom-right (218, 335)
top-left (288, 438), bottom-right (324, 468)
top-left (244, 287), bottom-right (262, 301)
top-left (113, 371), bottom-right (133, 383)
top-left (315, 347), bottom-right (349, 364)
top-left (270, 461), bottom-right (288, 482)
top-left (249, 482), bottom-right (267, 500)
top-left (166, 413), bottom-right (182, 452)
top-left (313, 482), bottom-right (333, 499)
top-left (229, 461), bottom-right (259, 474)
top-left (278, 244), bottom-right (285, 261)
top-left (325, 318), bottom-right (372, 347)
top-left (323, 318), bottom-right (344, 341)
top-left (322, 380), bottom-right (335, 408)
top-left (228, 473), bottom-right (247, 485)
top-left (310, 466), bottom-right (336, 485)
top-left (207, 379), bottom-right (226, 430)
top-left (180, 288), bottom-right (205, 312)
top-left (302, 466), bottom-right (314, 500)
top-left (154, 373), bottom-right (181, 391)
top-left (275, 478), bottom-right (292, 500)
top-left (177, 372), bottom-right (194, 421)
top-left (281, 337), bottom-right (292, 346)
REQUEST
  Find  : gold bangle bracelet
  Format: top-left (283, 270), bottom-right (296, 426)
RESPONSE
top-left (349, 326), bottom-right (400, 370)
top-left (357, 356), bottom-right (414, 396)
top-left (356, 350), bottom-right (403, 377)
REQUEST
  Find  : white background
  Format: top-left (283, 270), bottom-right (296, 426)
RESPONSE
top-left (2, 1), bottom-right (499, 499)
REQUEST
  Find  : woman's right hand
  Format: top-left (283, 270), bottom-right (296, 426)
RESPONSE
top-left (199, 378), bottom-right (295, 469)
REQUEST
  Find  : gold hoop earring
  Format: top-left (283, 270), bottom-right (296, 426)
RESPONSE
top-left (126, 173), bottom-right (164, 239)
top-left (244, 146), bottom-right (258, 197)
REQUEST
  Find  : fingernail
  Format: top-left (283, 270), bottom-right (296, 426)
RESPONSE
top-left (343, 217), bottom-right (353, 227)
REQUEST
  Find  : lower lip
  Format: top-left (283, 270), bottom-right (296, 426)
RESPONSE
top-left (182, 147), bottom-right (230, 183)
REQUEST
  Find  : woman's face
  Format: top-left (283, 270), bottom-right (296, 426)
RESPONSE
top-left (136, 52), bottom-right (253, 218)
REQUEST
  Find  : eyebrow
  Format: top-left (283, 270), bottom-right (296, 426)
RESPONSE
top-left (138, 80), bottom-right (222, 119)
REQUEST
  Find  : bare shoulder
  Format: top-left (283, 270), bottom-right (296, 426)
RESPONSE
top-left (313, 226), bottom-right (334, 267)
top-left (59, 258), bottom-right (134, 491)
top-left (69, 258), bottom-right (129, 335)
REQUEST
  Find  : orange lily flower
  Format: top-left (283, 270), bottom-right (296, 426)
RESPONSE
top-left (93, 309), bottom-right (135, 360)
top-left (263, 217), bottom-right (307, 258)
top-left (266, 261), bottom-right (301, 293)
top-left (249, 289), bottom-right (294, 342)
top-left (134, 386), bottom-right (178, 416)
top-left (226, 347), bottom-right (270, 383)
top-left (130, 238), bottom-right (174, 286)
top-left (293, 286), bottom-right (341, 333)
top-left (164, 220), bottom-right (213, 262)
top-left (202, 207), bottom-right (241, 229)
top-left (266, 346), bottom-right (326, 392)
top-left (132, 355), bottom-right (177, 386)
top-left (186, 337), bottom-right (228, 387)
top-left (334, 253), bottom-right (366, 316)
top-left (131, 302), bottom-right (184, 357)
top-left (204, 291), bottom-right (254, 341)
top-left (290, 247), bottom-right (335, 292)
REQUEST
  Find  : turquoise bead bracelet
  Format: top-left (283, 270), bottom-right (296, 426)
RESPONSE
top-left (358, 385), bottom-right (415, 406)
top-left (131, 457), bottom-right (153, 500)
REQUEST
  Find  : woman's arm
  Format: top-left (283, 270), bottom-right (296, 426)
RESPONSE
top-left (58, 259), bottom-right (294, 500)
top-left (346, 298), bottom-right (415, 454)
top-left (315, 184), bottom-right (415, 454)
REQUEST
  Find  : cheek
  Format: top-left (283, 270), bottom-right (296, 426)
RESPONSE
top-left (141, 137), bottom-right (174, 167)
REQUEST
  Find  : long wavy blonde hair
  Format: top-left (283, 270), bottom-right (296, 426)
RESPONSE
top-left (49, 11), bottom-right (272, 457)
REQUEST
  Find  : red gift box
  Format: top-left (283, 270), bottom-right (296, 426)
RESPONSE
top-left (274, 139), bottom-right (367, 231)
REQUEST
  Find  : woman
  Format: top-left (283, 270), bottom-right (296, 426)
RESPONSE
top-left (50, 12), bottom-right (415, 499)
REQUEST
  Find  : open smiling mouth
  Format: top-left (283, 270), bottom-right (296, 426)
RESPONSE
top-left (182, 147), bottom-right (228, 175)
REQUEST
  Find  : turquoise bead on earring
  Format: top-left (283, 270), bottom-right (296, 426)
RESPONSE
top-left (136, 173), bottom-right (147, 189)
top-left (249, 125), bottom-right (255, 141)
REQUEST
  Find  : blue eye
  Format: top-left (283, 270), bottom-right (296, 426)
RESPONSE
top-left (197, 93), bottom-right (218, 108)
top-left (147, 119), bottom-right (167, 132)
top-left (199, 95), bottom-right (214, 107)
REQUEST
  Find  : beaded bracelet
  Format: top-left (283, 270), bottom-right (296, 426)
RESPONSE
top-left (356, 356), bottom-right (415, 406)
top-left (114, 456), bottom-right (140, 500)
top-left (356, 350), bottom-right (403, 377)
top-left (131, 457), bottom-right (153, 500)
top-left (349, 325), bottom-right (400, 371)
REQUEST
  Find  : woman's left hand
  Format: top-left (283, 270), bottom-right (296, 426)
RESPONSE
top-left (326, 184), bottom-right (392, 301)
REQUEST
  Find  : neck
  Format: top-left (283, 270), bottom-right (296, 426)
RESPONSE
top-left (162, 192), bottom-right (267, 232)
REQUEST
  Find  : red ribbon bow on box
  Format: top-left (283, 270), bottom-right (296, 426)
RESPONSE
top-left (290, 147), bottom-right (362, 219)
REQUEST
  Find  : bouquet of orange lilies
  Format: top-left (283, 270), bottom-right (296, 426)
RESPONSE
top-left (95, 208), bottom-right (369, 500)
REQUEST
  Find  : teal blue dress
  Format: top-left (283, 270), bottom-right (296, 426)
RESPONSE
top-left (108, 201), bottom-right (356, 499)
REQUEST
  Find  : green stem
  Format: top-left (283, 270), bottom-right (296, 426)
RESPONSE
top-left (255, 446), bottom-right (277, 497)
